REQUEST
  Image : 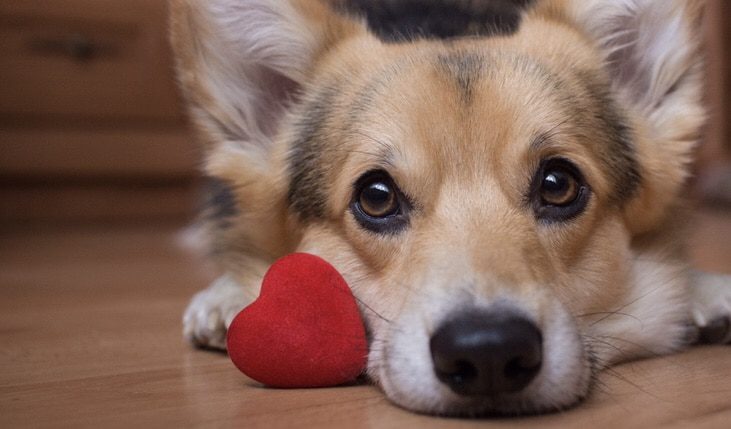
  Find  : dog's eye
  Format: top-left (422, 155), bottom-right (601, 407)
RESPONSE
top-left (359, 180), bottom-right (398, 218)
top-left (540, 167), bottom-right (579, 206)
top-left (351, 170), bottom-right (409, 233)
top-left (531, 159), bottom-right (589, 222)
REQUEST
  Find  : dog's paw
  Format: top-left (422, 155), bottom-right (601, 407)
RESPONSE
top-left (183, 275), bottom-right (251, 350)
top-left (691, 271), bottom-right (731, 345)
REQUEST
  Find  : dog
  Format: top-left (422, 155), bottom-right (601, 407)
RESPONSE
top-left (170, 0), bottom-right (731, 416)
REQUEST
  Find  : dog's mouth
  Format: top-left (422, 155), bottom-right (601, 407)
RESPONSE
top-left (364, 301), bottom-right (593, 416)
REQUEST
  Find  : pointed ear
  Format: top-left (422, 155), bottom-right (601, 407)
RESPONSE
top-left (170, 0), bottom-right (362, 157)
top-left (545, 0), bottom-right (706, 233)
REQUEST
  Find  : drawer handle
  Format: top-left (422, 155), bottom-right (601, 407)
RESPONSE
top-left (29, 33), bottom-right (114, 62)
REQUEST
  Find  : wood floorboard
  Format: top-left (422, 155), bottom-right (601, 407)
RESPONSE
top-left (1, 208), bottom-right (730, 428)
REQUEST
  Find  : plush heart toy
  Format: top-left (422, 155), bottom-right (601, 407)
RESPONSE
top-left (226, 253), bottom-right (368, 387)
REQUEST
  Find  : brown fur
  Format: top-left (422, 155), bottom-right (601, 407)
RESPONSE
top-left (171, 0), bottom-right (729, 416)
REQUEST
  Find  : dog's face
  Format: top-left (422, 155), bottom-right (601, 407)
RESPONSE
top-left (171, 0), bottom-right (705, 415)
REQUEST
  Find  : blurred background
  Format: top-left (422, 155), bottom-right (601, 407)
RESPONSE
top-left (1, 0), bottom-right (199, 227)
top-left (0, 0), bottom-right (729, 228)
top-left (0, 3), bottom-right (729, 425)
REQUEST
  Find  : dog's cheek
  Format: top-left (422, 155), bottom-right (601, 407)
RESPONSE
top-left (553, 216), bottom-right (632, 315)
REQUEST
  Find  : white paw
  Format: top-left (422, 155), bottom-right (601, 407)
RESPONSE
top-left (183, 275), bottom-right (251, 350)
top-left (691, 271), bottom-right (731, 344)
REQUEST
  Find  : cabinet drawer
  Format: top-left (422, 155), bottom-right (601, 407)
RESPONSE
top-left (0, 0), bottom-right (183, 123)
top-left (0, 127), bottom-right (199, 178)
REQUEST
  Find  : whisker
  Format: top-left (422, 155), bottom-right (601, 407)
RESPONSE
top-left (578, 310), bottom-right (643, 326)
top-left (599, 367), bottom-right (669, 402)
top-left (582, 336), bottom-right (630, 372)
top-left (328, 147), bottom-right (386, 160)
top-left (589, 283), bottom-right (667, 327)
top-left (353, 295), bottom-right (394, 324)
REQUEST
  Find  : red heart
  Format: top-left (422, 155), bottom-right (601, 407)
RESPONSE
top-left (227, 253), bottom-right (368, 387)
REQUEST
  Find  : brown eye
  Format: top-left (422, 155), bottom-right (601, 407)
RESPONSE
top-left (359, 180), bottom-right (398, 218)
top-left (530, 158), bottom-right (590, 223)
top-left (351, 170), bottom-right (410, 234)
top-left (540, 168), bottom-right (579, 206)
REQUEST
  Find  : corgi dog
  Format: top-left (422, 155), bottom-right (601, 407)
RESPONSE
top-left (170, 0), bottom-right (731, 416)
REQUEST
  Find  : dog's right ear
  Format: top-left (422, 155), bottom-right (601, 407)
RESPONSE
top-left (170, 0), bottom-right (362, 159)
top-left (536, 0), bottom-right (706, 234)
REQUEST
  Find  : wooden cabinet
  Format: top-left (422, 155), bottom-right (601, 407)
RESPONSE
top-left (0, 1), bottom-right (180, 121)
top-left (697, 0), bottom-right (731, 206)
top-left (703, 0), bottom-right (730, 165)
top-left (0, 0), bottom-right (200, 223)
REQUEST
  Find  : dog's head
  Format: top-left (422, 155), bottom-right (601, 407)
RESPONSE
top-left (171, 0), bottom-right (705, 415)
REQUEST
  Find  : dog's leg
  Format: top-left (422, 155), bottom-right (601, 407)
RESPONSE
top-left (691, 271), bottom-right (731, 345)
top-left (183, 272), bottom-right (261, 350)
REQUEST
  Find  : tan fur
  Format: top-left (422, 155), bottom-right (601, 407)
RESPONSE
top-left (171, 0), bottom-right (730, 416)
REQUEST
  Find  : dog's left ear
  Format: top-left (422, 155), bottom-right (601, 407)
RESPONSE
top-left (546, 0), bottom-right (706, 233)
top-left (169, 0), bottom-right (363, 158)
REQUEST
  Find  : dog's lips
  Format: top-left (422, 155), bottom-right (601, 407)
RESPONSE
top-left (380, 364), bottom-right (590, 417)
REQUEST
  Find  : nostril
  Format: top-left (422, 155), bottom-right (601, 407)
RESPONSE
top-left (435, 359), bottom-right (477, 387)
top-left (504, 355), bottom-right (541, 383)
top-left (430, 310), bottom-right (543, 396)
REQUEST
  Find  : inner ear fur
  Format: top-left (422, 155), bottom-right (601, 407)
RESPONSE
top-left (169, 0), bottom-right (363, 157)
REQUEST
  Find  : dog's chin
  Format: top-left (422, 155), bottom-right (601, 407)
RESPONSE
top-left (377, 369), bottom-right (592, 417)
top-left (381, 386), bottom-right (590, 417)
top-left (373, 349), bottom-right (593, 417)
top-left (367, 302), bottom-right (593, 417)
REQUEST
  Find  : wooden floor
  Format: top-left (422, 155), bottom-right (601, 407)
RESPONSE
top-left (1, 208), bottom-right (730, 428)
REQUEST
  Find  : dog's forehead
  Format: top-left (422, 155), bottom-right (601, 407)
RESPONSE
top-left (334, 47), bottom-right (580, 169)
top-left (287, 19), bottom-right (641, 221)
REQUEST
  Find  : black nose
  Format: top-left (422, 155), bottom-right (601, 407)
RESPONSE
top-left (429, 310), bottom-right (543, 396)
